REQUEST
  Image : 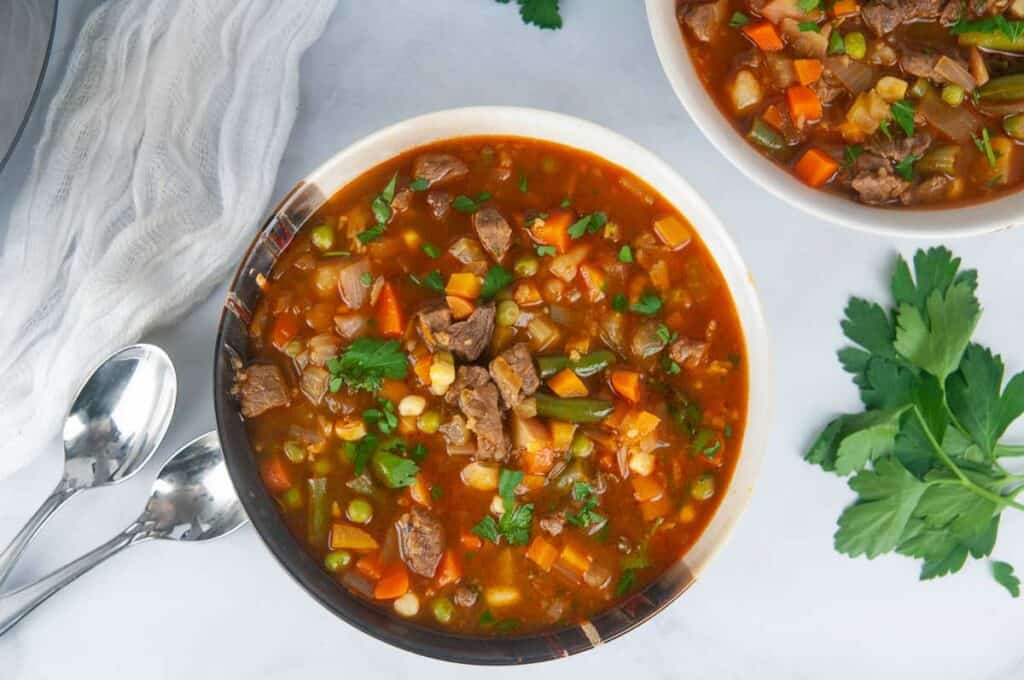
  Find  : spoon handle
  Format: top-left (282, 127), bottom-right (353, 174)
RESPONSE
top-left (0, 479), bottom-right (79, 588)
top-left (0, 524), bottom-right (150, 636)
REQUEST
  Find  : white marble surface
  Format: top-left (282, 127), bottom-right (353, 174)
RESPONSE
top-left (2, 2), bottom-right (1024, 678)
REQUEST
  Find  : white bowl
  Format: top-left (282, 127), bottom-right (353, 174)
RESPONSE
top-left (646, 0), bottom-right (1024, 238)
top-left (219, 106), bottom-right (773, 661)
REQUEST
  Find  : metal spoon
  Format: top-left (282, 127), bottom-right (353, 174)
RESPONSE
top-left (0, 344), bottom-right (177, 588)
top-left (0, 431), bottom-right (247, 634)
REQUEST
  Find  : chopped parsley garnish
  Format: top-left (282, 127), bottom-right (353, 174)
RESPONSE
top-left (430, 485), bottom-right (443, 501)
top-left (691, 428), bottom-right (722, 458)
top-left (559, 197), bottom-right (572, 208)
top-left (536, 244), bottom-right (557, 257)
top-left (421, 243), bottom-right (441, 259)
top-left (409, 177), bottom-right (429, 192)
top-left (615, 569), bottom-right (637, 597)
top-left (452, 192), bottom-right (491, 214)
top-left (356, 223), bottom-right (387, 245)
top-left (472, 469), bottom-right (534, 545)
top-left (950, 15), bottom-right (1024, 42)
top-left (806, 247), bottom-right (1024, 594)
top-left (974, 128), bottom-right (998, 168)
top-left (371, 449), bottom-right (419, 488)
top-left (878, 119), bottom-right (893, 141)
top-left (842, 145), bottom-right (864, 168)
top-left (797, 0), bottom-right (820, 10)
top-left (518, 173), bottom-right (528, 193)
top-left (798, 21), bottom-right (820, 32)
top-left (611, 293), bottom-right (628, 313)
top-left (481, 265), bottom-right (514, 301)
top-left (359, 272), bottom-right (373, 287)
top-left (655, 323), bottom-right (678, 345)
top-left (346, 434), bottom-right (378, 475)
top-left (661, 355), bottom-right (681, 375)
top-left (617, 245), bottom-right (634, 263)
top-left (409, 442), bottom-right (429, 463)
top-left (567, 212), bottom-right (608, 239)
top-left (566, 482), bottom-right (606, 529)
top-left (891, 100), bottom-right (916, 137)
top-left (363, 398), bottom-right (398, 434)
top-left (729, 11), bottom-right (750, 28)
top-left (410, 269), bottom-right (445, 293)
top-left (358, 173), bottom-right (398, 244)
top-left (326, 337), bottom-right (408, 393)
top-left (631, 294), bottom-right (663, 316)
top-left (894, 153), bottom-right (920, 181)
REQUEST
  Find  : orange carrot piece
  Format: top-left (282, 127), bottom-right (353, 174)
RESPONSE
top-left (526, 536), bottom-right (559, 572)
top-left (558, 543), bottom-right (592, 575)
top-left (436, 549), bottom-right (462, 586)
top-left (742, 21), bottom-right (784, 51)
top-left (830, 0), bottom-right (859, 17)
top-left (461, 533), bottom-right (483, 551)
top-left (374, 281), bottom-right (405, 338)
top-left (374, 562), bottom-right (410, 599)
top-left (794, 148), bottom-right (839, 188)
top-left (355, 551), bottom-right (383, 580)
top-left (409, 473), bottom-right (432, 508)
top-left (531, 210), bottom-right (573, 254)
top-left (786, 85), bottom-right (823, 126)
top-left (413, 353), bottom-right (433, 386)
top-left (641, 494), bottom-right (674, 521)
top-left (260, 456), bottom-right (292, 493)
top-left (610, 370), bottom-right (641, 403)
top-left (762, 104), bottom-right (785, 130)
top-left (446, 295), bottom-right (475, 320)
top-left (380, 378), bottom-right (408, 403)
top-left (330, 523), bottom-right (380, 552)
top-left (631, 475), bottom-right (665, 503)
top-left (270, 312), bottom-right (299, 350)
top-left (521, 447), bottom-right (555, 475)
top-left (578, 264), bottom-right (606, 302)
top-left (548, 368), bottom-right (589, 398)
top-left (793, 59), bottom-right (823, 86)
top-left (445, 272), bottom-right (482, 299)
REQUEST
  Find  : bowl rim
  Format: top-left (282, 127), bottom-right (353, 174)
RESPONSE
top-left (644, 0), bottom-right (1024, 239)
top-left (213, 105), bottom-right (773, 664)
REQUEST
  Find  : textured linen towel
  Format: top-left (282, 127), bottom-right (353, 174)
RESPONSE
top-left (0, 0), bottom-right (336, 479)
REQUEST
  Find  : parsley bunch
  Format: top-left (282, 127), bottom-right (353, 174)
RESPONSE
top-left (807, 248), bottom-right (1023, 597)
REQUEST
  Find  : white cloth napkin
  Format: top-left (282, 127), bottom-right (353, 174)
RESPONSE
top-left (0, 0), bottom-right (336, 479)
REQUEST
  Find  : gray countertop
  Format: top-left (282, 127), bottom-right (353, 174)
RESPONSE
top-left (2, 2), bottom-right (1024, 678)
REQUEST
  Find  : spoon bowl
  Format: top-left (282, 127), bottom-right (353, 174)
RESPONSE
top-left (0, 344), bottom-right (177, 587)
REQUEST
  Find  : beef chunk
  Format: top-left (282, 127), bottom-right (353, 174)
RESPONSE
top-left (396, 508), bottom-right (445, 578)
top-left (412, 153), bottom-right (468, 188)
top-left (861, 0), bottom-right (946, 35)
top-left (489, 343), bottom-right (540, 408)
top-left (471, 207), bottom-right (512, 262)
top-left (669, 337), bottom-right (709, 368)
top-left (448, 366), bottom-right (508, 461)
top-left (426, 191), bottom-right (452, 220)
top-left (540, 515), bottom-right (566, 536)
top-left (391, 188), bottom-right (413, 214)
top-left (454, 586), bottom-right (478, 608)
top-left (902, 175), bottom-right (954, 205)
top-left (439, 414), bottom-right (471, 447)
top-left (781, 18), bottom-right (831, 58)
top-left (899, 49), bottom-right (972, 87)
top-left (415, 301), bottom-right (495, 362)
top-left (866, 133), bottom-right (933, 163)
top-left (851, 167), bottom-right (912, 204)
top-left (678, 0), bottom-right (726, 43)
top-left (337, 257), bottom-right (370, 309)
top-left (237, 363), bottom-right (290, 418)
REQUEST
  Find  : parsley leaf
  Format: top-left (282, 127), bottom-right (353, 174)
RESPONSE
top-left (359, 173), bottom-right (399, 243)
top-left (842, 145), bottom-right (864, 168)
top-left (828, 30), bottom-right (845, 55)
top-left (371, 449), bottom-right (419, 488)
top-left (891, 100), bottom-right (916, 137)
top-left (363, 398), bottom-right (398, 435)
top-left (475, 469), bottom-right (534, 545)
top-left (409, 177), bottom-right (429, 192)
top-left (410, 269), bottom-right (445, 293)
top-left (835, 456), bottom-right (928, 558)
top-left (611, 293), bottom-right (628, 313)
top-left (421, 243), bottom-right (441, 259)
top-left (878, 119), bottom-right (892, 140)
top-left (502, 0), bottom-right (562, 30)
top-left (729, 12), bottom-right (750, 28)
top-left (472, 516), bottom-right (500, 543)
top-left (946, 344), bottom-right (1024, 458)
top-left (536, 244), bottom-right (557, 257)
top-left (326, 337), bottom-right (408, 393)
top-left (894, 153), bottom-right (919, 181)
top-left (631, 294), bottom-right (663, 316)
top-left (615, 569), bottom-right (637, 597)
top-left (481, 265), bottom-right (514, 301)
top-left (992, 561), bottom-right (1021, 597)
top-left (617, 245), bottom-right (634, 263)
top-left (568, 212), bottom-right (608, 239)
top-left (452, 195), bottom-right (481, 213)
top-left (518, 173), bottom-right (528, 193)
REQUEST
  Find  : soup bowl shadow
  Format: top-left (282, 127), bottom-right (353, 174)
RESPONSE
top-left (646, 0), bottom-right (1024, 238)
top-left (213, 106), bottom-right (773, 664)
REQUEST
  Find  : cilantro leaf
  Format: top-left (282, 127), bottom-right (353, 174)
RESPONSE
top-left (992, 561), bottom-right (1021, 597)
top-left (481, 265), bottom-right (514, 301)
top-left (327, 338), bottom-right (408, 393)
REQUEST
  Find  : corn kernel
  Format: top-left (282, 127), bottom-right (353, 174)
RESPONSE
top-left (394, 592), bottom-right (420, 617)
top-left (398, 395), bottom-right (427, 416)
top-left (335, 418), bottom-right (366, 441)
top-left (629, 450), bottom-right (656, 477)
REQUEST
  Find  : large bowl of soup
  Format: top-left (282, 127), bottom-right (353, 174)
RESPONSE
top-left (213, 107), bottom-right (771, 664)
top-left (647, 0), bottom-right (1024, 237)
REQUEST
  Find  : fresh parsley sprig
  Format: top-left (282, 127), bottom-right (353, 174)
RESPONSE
top-left (495, 0), bottom-right (562, 30)
top-left (807, 247), bottom-right (1024, 595)
top-left (327, 337), bottom-right (408, 393)
top-left (472, 469), bottom-right (535, 545)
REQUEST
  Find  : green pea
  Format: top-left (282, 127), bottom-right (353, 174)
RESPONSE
top-left (431, 596), bottom-right (455, 624)
top-left (513, 255), bottom-right (539, 278)
top-left (347, 498), bottom-right (374, 524)
top-left (281, 487), bottom-right (304, 510)
top-left (311, 224), bottom-right (335, 251)
top-left (311, 457), bottom-right (334, 476)
top-left (324, 550), bottom-right (352, 573)
top-left (941, 84), bottom-right (965, 107)
top-left (844, 31), bottom-right (866, 60)
top-left (569, 432), bottom-right (594, 459)
top-left (497, 300), bottom-right (521, 327)
top-left (691, 474), bottom-right (716, 501)
top-left (283, 441), bottom-right (306, 463)
top-left (417, 410), bottom-right (441, 434)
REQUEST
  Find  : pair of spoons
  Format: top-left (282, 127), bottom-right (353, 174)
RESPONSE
top-left (0, 345), bottom-right (248, 635)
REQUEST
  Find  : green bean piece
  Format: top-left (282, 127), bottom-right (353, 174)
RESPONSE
top-left (978, 74), bottom-right (1024, 102)
top-left (311, 224), bottom-right (335, 252)
top-left (537, 350), bottom-right (617, 378)
top-left (691, 474), bottom-right (716, 501)
top-left (917, 145), bottom-right (959, 176)
top-left (283, 440), bottom-right (306, 463)
top-left (534, 393), bottom-right (614, 423)
top-left (941, 84), bottom-right (965, 107)
top-left (569, 432), bottom-right (595, 459)
top-left (346, 498), bottom-right (374, 524)
top-left (417, 410), bottom-right (441, 434)
top-left (844, 31), bottom-right (866, 60)
top-left (747, 118), bottom-right (786, 152)
top-left (431, 596), bottom-right (455, 624)
top-left (1004, 114), bottom-right (1024, 140)
top-left (497, 299), bottom-right (521, 327)
top-left (281, 487), bottom-right (304, 510)
top-left (957, 31), bottom-right (1024, 53)
top-left (307, 478), bottom-right (330, 547)
top-left (513, 254), bottom-right (539, 278)
top-left (324, 550), bottom-right (352, 573)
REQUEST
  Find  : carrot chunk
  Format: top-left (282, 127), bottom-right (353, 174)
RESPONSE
top-left (446, 295), bottom-right (475, 320)
top-left (526, 536), bottom-right (559, 572)
top-left (260, 456), bottom-right (292, 493)
top-left (374, 562), bottom-right (410, 599)
top-left (374, 281), bottom-right (405, 338)
top-left (793, 59), bottom-right (823, 86)
top-left (610, 370), bottom-right (641, 403)
top-left (631, 475), bottom-right (665, 503)
top-left (270, 312), bottom-right (299, 350)
top-left (355, 551), bottom-right (383, 580)
top-left (445, 272), bottom-right (482, 299)
top-left (786, 85), bottom-right (823, 126)
top-left (330, 523), bottom-right (380, 551)
top-left (460, 532), bottom-right (483, 551)
top-left (548, 368), bottom-right (589, 398)
top-left (742, 21), bottom-right (784, 51)
top-left (831, 0), bottom-right (859, 17)
top-left (531, 209), bottom-right (573, 254)
top-left (794, 148), bottom-right (839, 188)
top-left (436, 548), bottom-right (462, 586)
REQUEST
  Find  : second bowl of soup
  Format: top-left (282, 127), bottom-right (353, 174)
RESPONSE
top-left (214, 107), bottom-right (770, 663)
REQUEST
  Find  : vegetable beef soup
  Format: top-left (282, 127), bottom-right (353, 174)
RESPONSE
top-left (236, 137), bottom-right (747, 634)
top-left (677, 0), bottom-right (1024, 207)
